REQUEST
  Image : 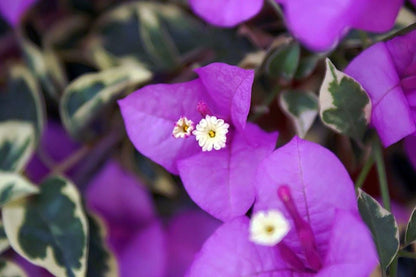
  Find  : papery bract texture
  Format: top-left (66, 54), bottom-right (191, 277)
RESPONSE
top-left (166, 209), bottom-right (221, 277)
top-left (86, 161), bottom-right (166, 277)
top-left (178, 123), bottom-right (277, 221)
top-left (254, 136), bottom-right (358, 255)
top-left (276, 0), bottom-right (402, 51)
top-left (345, 30), bottom-right (416, 147)
top-left (188, 137), bottom-right (377, 276)
top-left (189, 0), bottom-right (263, 27)
top-left (119, 63), bottom-right (278, 221)
top-left (0, 0), bottom-right (37, 26)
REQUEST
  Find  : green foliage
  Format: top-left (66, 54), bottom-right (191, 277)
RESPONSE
top-left (280, 90), bottom-right (318, 138)
top-left (2, 177), bottom-right (88, 277)
top-left (0, 173), bottom-right (38, 206)
top-left (86, 214), bottom-right (118, 277)
top-left (60, 65), bottom-right (152, 140)
top-left (0, 66), bottom-right (45, 141)
top-left (358, 189), bottom-right (399, 270)
top-left (319, 59), bottom-right (371, 141)
top-left (0, 258), bottom-right (27, 277)
top-left (265, 41), bottom-right (300, 81)
top-left (405, 207), bottom-right (416, 246)
top-left (0, 121), bottom-right (35, 172)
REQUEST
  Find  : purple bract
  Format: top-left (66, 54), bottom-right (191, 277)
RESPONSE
top-left (118, 63), bottom-right (278, 221)
top-left (187, 137), bottom-right (377, 276)
top-left (345, 29), bottom-right (416, 147)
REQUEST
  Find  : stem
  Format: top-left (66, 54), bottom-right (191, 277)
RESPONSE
top-left (399, 250), bottom-right (416, 259)
top-left (50, 145), bottom-right (90, 175)
top-left (373, 138), bottom-right (391, 211)
top-left (355, 156), bottom-right (374, 191)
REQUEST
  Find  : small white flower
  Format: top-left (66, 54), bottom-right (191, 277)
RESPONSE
top-left (249, 210), bottom-right (290, 246)
top-left (193, 115), bottom-right (230, 151)
top-left (172, 117), bottom-right (194, 138)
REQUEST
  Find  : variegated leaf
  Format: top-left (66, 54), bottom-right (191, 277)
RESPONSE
top-left (87, 214), bottom-right (118, 277)
top-left (18, 34), bottom-right (66, 100)
top-left (0, 258), bottom-right (28, 277)
top-left (405, 207), bottom-right (416, 246)
top-left (60, 65), bottom-right (152, 139)
top-left (3, 176), bottom-right (88, 277)
top-left (0, 220), bottom-right (10, 254)
top-left (319, 59), bottom-right (371, 141)
top-left (0, 173), bottom-right (38, 206)
top-left (0, 65), bottom-right (45, 141)
top-left (0, 121), bottom-right (35, 172)
top-left (358, 189), bottom-right (399, 270)
top-left (280, 90), bottom-right (318, 138)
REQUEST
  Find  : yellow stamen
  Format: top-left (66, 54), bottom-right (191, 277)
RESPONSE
top-left (265, 225), bottom-right (275, 234)
top-left (208, 130), bottom-right (216, 138)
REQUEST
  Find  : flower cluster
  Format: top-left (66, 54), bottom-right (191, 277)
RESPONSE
top-left (119, 63), bottom-right (278, 221)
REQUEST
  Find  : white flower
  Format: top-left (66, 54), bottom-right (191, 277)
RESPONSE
top-left (172, 117), bottom-right (194, 138)
top-left (193, 115), bottom-right (230, 151)
top-left (249, 210), bottom-right (290, 246)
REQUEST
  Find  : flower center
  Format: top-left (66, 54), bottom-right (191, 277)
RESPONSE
top-left (249, 210), bottom-right (290, 246)
top-left (193, 115), bottom-right (229, 151)
top-left (172, 117), bottom-right (194, 138)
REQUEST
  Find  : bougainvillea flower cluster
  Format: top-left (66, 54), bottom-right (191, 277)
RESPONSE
top-left (189, 0), bottom-right (402, 51)
top-left (345, 29), bottom-right (416, 156)
top-left (188, 137), bottom-right (377, 276)
top-left (119, 63), bottom-right (278, 221)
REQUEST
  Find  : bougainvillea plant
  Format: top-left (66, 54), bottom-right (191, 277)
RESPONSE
top-left (0, 0), bottom-right (416, 276)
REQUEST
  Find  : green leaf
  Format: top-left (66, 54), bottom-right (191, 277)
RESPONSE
top-left (294, 55), bottom-right (320, 80)
top-left (0, 173), bottom-right (38, 206)
top-left (19, 36), bottom-right (66, 100)
top-left (89, 2), bottom-right (205, 71)
top-left (0, 65), bottom-right (45, 141)
top-left (0, 121), bottom-right (36, 172)
top-left (87, 214), bottom-right (118, 277)
top-left (357, 189), bottom-right (399, 270)
top-left (60, 65), bottom-right (152, 139)
top-left (319, 59), bottom-right (371, 141)
top-left (405, 207), bottom-right (416, 246)
top-left (265, 41), bottom-right (300, 81)
top-left (280, 90), bottom-right (318, 138)
top-left (0, 258), bottom-right (28, 277)
top-left (0, 220), bottom-right (10, 254)
top-left (2, 176), bottom-right (88, 277)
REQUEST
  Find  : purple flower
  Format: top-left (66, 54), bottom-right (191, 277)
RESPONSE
top-left (0, 0), bottom-right (37, 27)
top-left (345, 29), bottom-right (416, 147)
top-left (118, 63), bottom-right (278, 221)
top-left (189, 0), bottom-right (263, 27)
top-left (166, 209), bottom-right (221, 277)
top-left (187, 137), bottom-right (377, 276)
top-left (275, 0), bottom-right (402, 51)
top-left (86, 161), bottom-right (166, 277)
top-left (189, 0), bottom-right (401, 52)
